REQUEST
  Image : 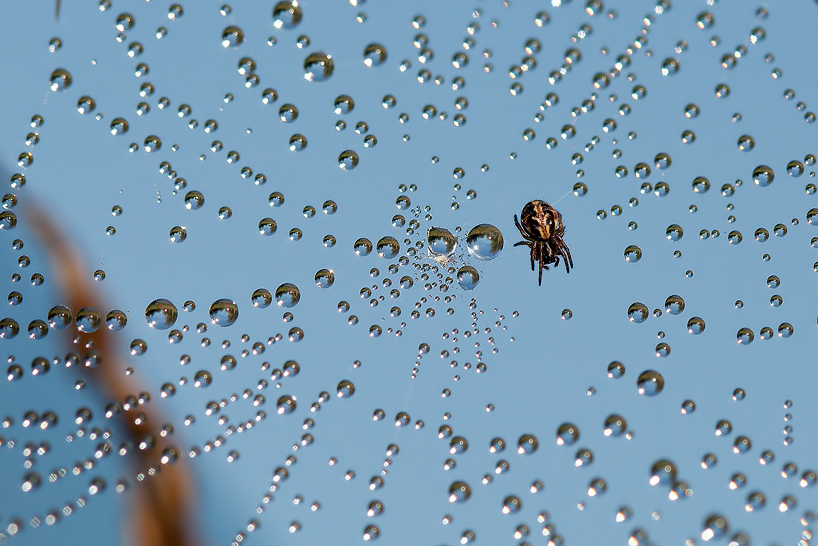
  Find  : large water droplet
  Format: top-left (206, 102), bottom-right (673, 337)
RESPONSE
top-left (466, 224), bottom-right (503, 260)
top-left (209, 299), bottom-right (239, 327)
top-left (304, 52), bottom-right (334, 82)
top-left (427, 227), bottom-right (457, 259)
top-left (145, 299), bottom-right (178, 330)
top-left (76, 307), bottom-right (102, 333)
top-left (376, 237), bottom-right (400, 259)
top-left (456, 266), bottom-right (479, 290)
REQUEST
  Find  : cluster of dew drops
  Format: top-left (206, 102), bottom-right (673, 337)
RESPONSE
top-left (0, 1), bottom-right (519, 543)
top-left (2, 0), bottom-right (818, 545)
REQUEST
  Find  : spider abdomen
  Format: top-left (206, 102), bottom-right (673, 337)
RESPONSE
top-left (521, 200), bottom-right (558, 240)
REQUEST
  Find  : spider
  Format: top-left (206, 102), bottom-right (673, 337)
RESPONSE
top-left (513, 200), bottom-right (573, 285)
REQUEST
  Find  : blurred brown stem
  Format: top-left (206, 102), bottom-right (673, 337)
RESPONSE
top-left (23, 200), bottom-right (198, 546)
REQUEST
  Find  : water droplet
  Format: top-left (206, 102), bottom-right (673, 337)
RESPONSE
top-left (376, 237), bottom-right (400, 259)
top-left (304, 52), bottom-right (334, 82)
top-left (110, 118), bottom-right (129, 135)
top-left (604, 415), bottom-right (626, 437)
top-left (660, 57), bottom-right (679, 76)
top-left (169, 226), bottom-right (186, 243)
top-left (251, 289), bottom-right (272, 308)
top-left (427, 227), bottom-right (457, 259)
top-left (692, 176), bottom-right (710, 194)
top-left (456, 266), bottom-right (479, 290)
top-left (649, 460), bottom-right (677, 486)
top-left (222, 26), bottom-right (244, 48)
top-left (587, 478), bottom-right (606, 496)
top-left (315, 269), bottom-right (335, 288)
top-left (258, 218), bottom-right (277, 235)
top-left (664, 295), bottom-right (685, 315)
top-left (637, 370), bottom-right (664, 396)
top-left (627, 302), bottom-right (649, 323)
top-left (76, 307), bottom-right (102, 334)
top-left (130, 338), bottom-right (147, 356)
top-left (787, 160), bottom-right (804, 178)
top-left (209, 299), bottom-right (239, 327)
top-left (448, 481), bottom-right (471, 502)
top-left (272, 1), bottom-right (302, 29)
top-left (466, 224), bottom-right (503, 260)
top-left (184, 191), bottom-right (204, 210)
top-left (363, 43), bottom-right (387, 67)
top-left (778, 322), bottom-right (793, 338)
top-left (727, 230), bottom-right (742, 244)
top-left (354, 238), bottom-right (372, 256)
top-left (737, 328), bottom-right (754, 345)
top-left (0, 210), bottom-right (18, 231)
top-left (49, 68), bottom-right (72, 91)
top-left (556, 423), bottom-right (579, 446)
top-left (77, 96), bottom-right (96, 114)
top-left (362, 525), bottom-right (379, 541)
top-left (194, 370), bottom-right (212, 388)
top-left (277, 395), bottom-right (296, 414)
top-left (288, 134), bottom-right (307, 151)
top-left (336, 380), bottom-right (355, 398)
top-left (607, 361), bottom-right (625, 379)
top-left (104, 310), bottom-right (127, 331)
top-left (666, 224), bottom-right (683, 241)
top-left (517, 434), bottom-right (538, 454)
top-left (501, 495), bottom-right (522, 514)
top-left (624, 245), bottom-right (642, 262)
top-left (715, 83), bottom-right (730, 98)
top-left (696, 11), bottom-right (714, 29)
top-left (338, 150), bottom-right (358, 170)
top-left (686, 317), bottom-right (705, 334)
top-left (752, 165), bottom-right (774, 187)
top-left (279, 104), bottom-right (298, 122)
top-left (737, 135), bottom-right (755, 151)
top-left (46, 305), bottom-right (73, 329)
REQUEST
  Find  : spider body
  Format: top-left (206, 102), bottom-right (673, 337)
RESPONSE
top-left (514, 200), bottom-right (573, 285)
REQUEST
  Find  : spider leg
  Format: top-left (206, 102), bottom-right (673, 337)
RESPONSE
top-left (558, 246), bottom-right (569, 273)
top-left (538, 244), bottom-right (544, 286)
top-left (514, 215), bottom-right (534, 241)
top-left (513, 240), bottom-right (532, 248)
top-left (529, 245), bottom-right (536, 271)
top-left (557, 239), bottom-right (573, 272)
top-left (540, 242), bottom-right (550, 270)
top-left (551, 243), bottom-right (561, 269)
